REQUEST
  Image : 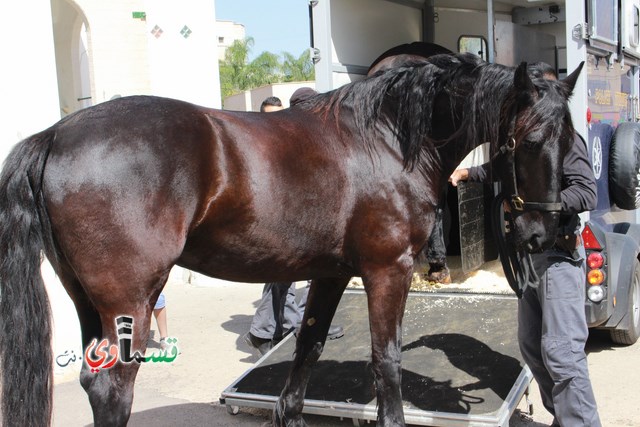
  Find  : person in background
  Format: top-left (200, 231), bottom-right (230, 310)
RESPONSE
top-left (245, 91), bottom-right (344, 355)
top-left (152, 293), bottom-right (169, 350)
top-left (449, 63), bottom-right (601, 427)
top-left (288, 87), bottom-right (316, 106)
top-left (259, 96), bottom-right (283, 112)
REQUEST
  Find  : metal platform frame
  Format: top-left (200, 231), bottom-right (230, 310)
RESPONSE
top-left (221, 290), bottom-right (532, 426)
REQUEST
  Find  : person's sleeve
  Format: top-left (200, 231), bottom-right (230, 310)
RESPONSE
top-left (561, 134), bottom-right (597, 214)
top-left (466, 163), bottom-right (490, 183)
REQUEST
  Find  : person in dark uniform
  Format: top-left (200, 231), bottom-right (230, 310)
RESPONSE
top-left (449, 63), bottom-right (601, 426)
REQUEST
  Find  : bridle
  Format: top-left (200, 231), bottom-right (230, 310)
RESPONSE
top-left (499, 136), bottom-right (562, 213)
top-left (493, 135), bottom-right (563, 297)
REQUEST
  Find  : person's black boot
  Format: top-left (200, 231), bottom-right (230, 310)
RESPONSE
top-left (243, 332), bottom-right (273, 356)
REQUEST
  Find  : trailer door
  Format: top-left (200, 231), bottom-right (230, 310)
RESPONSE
top-left (310, 0), bottom-right (425, 91)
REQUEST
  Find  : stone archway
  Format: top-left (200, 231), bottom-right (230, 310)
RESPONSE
top-left (51, 0), bottom-right (92, 116)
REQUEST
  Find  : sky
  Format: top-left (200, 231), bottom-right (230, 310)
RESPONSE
top-left (215, 0), bottom-right (311, 60)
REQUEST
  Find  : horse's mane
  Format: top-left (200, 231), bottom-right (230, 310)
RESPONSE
top-left (297, 53), bottom-right (521, 177)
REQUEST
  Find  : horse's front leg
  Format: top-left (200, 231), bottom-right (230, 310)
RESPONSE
top-left (363, 258), bottom-right (413, 426)
top-left (273, 277), bottom-right (350, 427)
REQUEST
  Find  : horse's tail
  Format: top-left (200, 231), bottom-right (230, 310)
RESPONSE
top-left (0, 129), bottom-right (56, 426)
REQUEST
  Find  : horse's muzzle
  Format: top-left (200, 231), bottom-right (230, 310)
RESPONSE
top-left (514, 212), bottom-right (559, 253)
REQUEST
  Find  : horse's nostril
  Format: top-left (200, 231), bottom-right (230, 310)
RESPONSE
top-left (525, 233), bottom-right (545, 253)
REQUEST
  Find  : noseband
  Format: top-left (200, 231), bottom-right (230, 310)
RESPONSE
top-left (499, 137), bottom-right (562, 213)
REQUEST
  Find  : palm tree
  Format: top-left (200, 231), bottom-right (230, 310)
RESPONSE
top-left (281, 50), bottom-right (315, 82)
top-left (247, 51), bottom-right (282, 87)
top-left (219, 37), bottom-right (254, 99)
top-left (219, 37), bottom-right (315, 100)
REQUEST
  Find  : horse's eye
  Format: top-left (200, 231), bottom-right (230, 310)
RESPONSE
top-left (522, 131), bottom-right (544, 148)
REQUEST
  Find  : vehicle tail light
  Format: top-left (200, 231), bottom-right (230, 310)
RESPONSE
top-left (587, 252), bottom-right (605, 269)
top-left (582, 224), bottom-right (607, 303)
top-left (582, 225), bottom-right (602, 250)
top-left (587, 285), bottom-right (604, 302)
top-left (587, 269), bottom-right (605, 285)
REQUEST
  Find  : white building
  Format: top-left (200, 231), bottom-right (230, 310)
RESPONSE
top-left (1, 0), bottom-right (221, 164)
top-left (217, 20), bottom-right (246, 61)
top-left (0, 0), bottom-right (222, 381)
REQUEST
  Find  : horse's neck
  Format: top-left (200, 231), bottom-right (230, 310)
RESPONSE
top-left (439, 67), bottom-right (510, 174)
top-left (434, 99), bottom-right (505, 178)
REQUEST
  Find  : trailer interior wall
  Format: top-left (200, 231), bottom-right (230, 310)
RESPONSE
top-left (432, 8), bottom-right (510, 54)
top-left (328, 0), bottom-right (422, 88)
top-left (521, 21), bottom-right (567, 73)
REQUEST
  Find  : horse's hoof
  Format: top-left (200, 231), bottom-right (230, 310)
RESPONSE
top-left (424, 266), bottom-right (451, 284)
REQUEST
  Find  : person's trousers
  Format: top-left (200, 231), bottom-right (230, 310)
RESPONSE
top-left (518, 249), bottom-right (601, 426)
top-left (250, 282), bottom-right (308, 340)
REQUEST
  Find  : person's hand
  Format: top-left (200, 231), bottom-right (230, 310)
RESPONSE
top-left (449, 169), bottom-right (469, 187)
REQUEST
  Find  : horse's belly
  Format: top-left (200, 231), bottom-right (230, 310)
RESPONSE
top-left (178, 236), bottom-right (352, 284)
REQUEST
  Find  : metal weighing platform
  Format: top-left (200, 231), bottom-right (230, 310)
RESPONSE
top-left (221, 290), bottom-right (532, 426)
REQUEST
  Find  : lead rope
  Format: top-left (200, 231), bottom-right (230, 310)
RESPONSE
top-left (491, 193), bottom-right (539, 298)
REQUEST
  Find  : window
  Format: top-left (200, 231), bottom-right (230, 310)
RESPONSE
top-left (588, 0), bottom-right (619, 52)
top-left (633, 6), bottom-right (639, 46)
top-left (458, 36), bottom-right (488, 61)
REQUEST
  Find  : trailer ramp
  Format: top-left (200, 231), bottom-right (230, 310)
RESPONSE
top-left (221, 290), bottom-right (532, 426)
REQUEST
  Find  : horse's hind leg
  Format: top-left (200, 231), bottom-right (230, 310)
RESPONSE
top-left (274, 277), bottom-right (350, 426)
top-left (55, 264), bottom-right (103, 354)
top-left (53, 264), bottom-right (126, 425)
top-left (73, 270), bottom-right (170, 427)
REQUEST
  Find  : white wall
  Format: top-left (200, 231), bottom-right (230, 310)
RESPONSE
top-left (71, 0), bottom-right (152, 104)
top-left (217, 20), bottom-right (246, 61)
top-left (0, 2), bottom-right (61, 161)
top-left (0, 0), bottom-right (223, 383)
top-left (224, 82), bottom-right (316, 112)
top-left (145, 0), bottom-right (221, 108)
top-left (51, 0), bottom-right (222, 113)
top-left (0, 1), bottom-right (73, 380)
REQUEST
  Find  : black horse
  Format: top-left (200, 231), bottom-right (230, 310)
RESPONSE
top-left (368, 42), bottom-right (455, 283)
top-left (0, 53), bottom-right (582, 426)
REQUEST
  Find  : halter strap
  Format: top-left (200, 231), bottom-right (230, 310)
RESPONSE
top-left (499, 137), bottom-right (562, 213)
top-left (491, 193), bottom-right (540, 297)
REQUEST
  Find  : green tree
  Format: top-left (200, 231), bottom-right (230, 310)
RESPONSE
top-left (219, 37), bottom-right (254, 99)
top-left (281, 50), bottom-right (315, 82)
top-left (219, 37), bottom-right (315, 100)
top-left (247, 51), bottom-right (282, 87)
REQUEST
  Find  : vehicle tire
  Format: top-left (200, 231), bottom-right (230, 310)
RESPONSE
top-left (609, 122), bottom-right (640, 210)
top-left (610, 259), bottom-right (640, 345)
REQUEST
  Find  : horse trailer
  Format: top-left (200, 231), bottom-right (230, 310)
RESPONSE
top-left (309, 0), bottom-right (640, 345)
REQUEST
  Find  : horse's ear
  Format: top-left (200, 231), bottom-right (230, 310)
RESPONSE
top-left (560, 62), bottom-right (585, 98)
top-left (514, 62), bottom-right (535, 94)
